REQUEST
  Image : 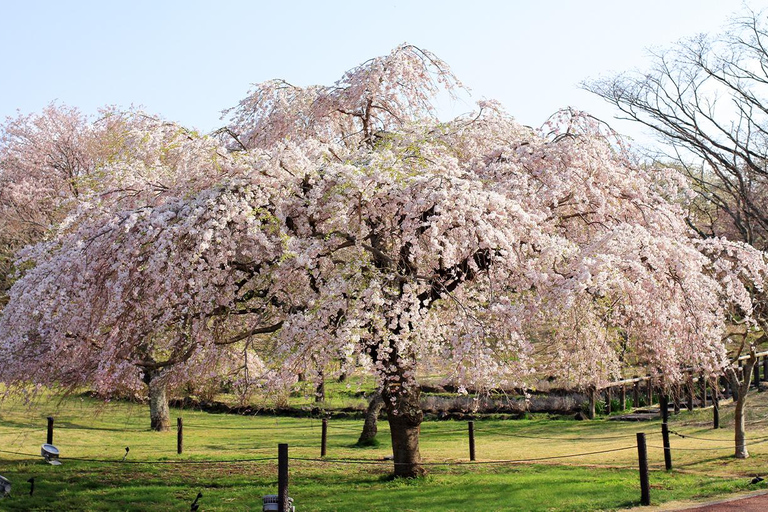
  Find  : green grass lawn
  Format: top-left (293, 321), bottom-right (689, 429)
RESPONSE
top-left (1, 392), bottom-right (768, 511)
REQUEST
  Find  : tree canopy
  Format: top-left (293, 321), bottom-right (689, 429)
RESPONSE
top-left (2, 44), bottom-right (767, 475)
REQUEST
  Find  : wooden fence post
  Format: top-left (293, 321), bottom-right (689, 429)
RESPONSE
top-left (278, 443), bottom-right (289, 512)
top-left (621, 384), bottom-right (627, 411)
top-left (659, 394), bottom-right (669, 423)
top-left (46, 417), bottom-right (54, 445)
top-left (321, 418), bottom-right (328, 457)
top-left (754, 361), bottom-right (761, 390)
top-left (687, 374), bottom-right (695, 411)
top-left (636, 433), bottom-right (650, 506)
top-left (712, 378), bottom-right (720, 429)
top-left (673, 384), bottom-right (681, 415)
top-left (646, 376), bottom-right (654, 406)
top-left (468, 421), bottom-right (476, 461)
top-left (633, 378), bottom-right (640, 408)
top-left (661, 423), bottom-right (672, 471)
top-left (763, 356), bottom-right (768, 383)
top-left (177, 417), bottom-right (183, 455)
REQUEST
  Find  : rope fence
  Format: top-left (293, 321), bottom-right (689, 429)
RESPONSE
top-left (3, 409), bottom-right (767, 509)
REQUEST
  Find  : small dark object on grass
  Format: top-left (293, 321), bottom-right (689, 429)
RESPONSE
top-left (382, 455), bottom-right (394, 461)
top-left (122, 447), bottom-right (130, 462)
top-left (27, 477), bottom-right (34, 496)
top-left (751, 476), bottom-right (764, 484)
top-left (191, 491), bottom-right (203, 511)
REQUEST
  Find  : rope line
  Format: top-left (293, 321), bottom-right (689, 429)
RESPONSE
top-left (648, 444), bottom-right (731, 451)
top-left (290, 446), bottom-right (637, 466)
top-left (669, 430), bottom-right (732, 442)
top-left (476, 427), bottom-right (640, 441)
top-left (0, 448), bottom-right (277, 464)
top-left (63, 456), bottom-right (277, 464)
top-left (670, 430), bottom-right (768, 444)
top-left (182, 423), bottom-right (324, 431)
top-left (1, 446), bottom-right (638, 466)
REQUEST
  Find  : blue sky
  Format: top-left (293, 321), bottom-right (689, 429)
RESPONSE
top-left (1, 1), bottom-right (764, 144)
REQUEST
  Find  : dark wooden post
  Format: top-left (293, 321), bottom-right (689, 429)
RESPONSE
top-left (700, 373), bottom-right (707, 407)
top-left (687, 374), bottom-right (695, 411)
top-left (633, 378), bottom-right (640, 408)
top-left (661, 423), bottom-right (672, 471)
top-left (621, 384), bottom-right (627, 411)
top-left (46, 416), bottom-right (54, 445)
top-left (673, 384), bottom-right (681, 415)
top-left (712, 378), bottom-right (720, 429)
top-left (763, 356), bottom-right (768, 383)
top-left (468, 421), bottom-right (476, 461)
top-left (605, 387), bottom-right (612, 415)
top-left (646, 376), bottom-right (654, 406)
top-left (637, 433), bottom-right (650, 506)
top-left (278, 443), bottom-right (289, 512)
top-left (177, 417), bottom-right (183, 455)
top-left (723, 375), bottom-right (732, 400)
top-left (321, 418), bottom-right (328, 457)
top-left (659, 394), bottom-right (669, 423)
top-left (754, 361), bottom-right (761, 389)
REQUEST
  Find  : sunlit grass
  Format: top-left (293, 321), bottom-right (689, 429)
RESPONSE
top-left (1, 390), bottom-right (768, 510)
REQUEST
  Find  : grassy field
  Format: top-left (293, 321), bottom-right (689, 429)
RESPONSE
top-left (1, 391), bottom-right (768, 511)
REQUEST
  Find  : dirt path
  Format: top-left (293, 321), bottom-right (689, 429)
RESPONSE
top-left (676, 492), bottom-right (768, 511)
top-left (624, 490), bottom-right (768, 511)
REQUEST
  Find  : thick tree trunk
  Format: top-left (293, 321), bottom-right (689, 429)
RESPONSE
top-left (383, 384), bottom-right (425, 478)
top-left (147, 371), bottom-right (171, 432)
top-left (357, 391), bottom-right (384, 446)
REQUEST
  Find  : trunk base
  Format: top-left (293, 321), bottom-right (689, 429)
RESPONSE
top-left (357, 392), bottom-right (384, 447)
top-left (148, 371), bottom-right (171, 432)
top-left (387, 402), bottom-right (426, 478)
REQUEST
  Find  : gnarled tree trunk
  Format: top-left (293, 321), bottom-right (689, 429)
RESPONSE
top-left (357, 391), bottom-right (384, 446)
top-left (144, 370), bottom-right (171, 432)
top-left (383, 384), bottom-right (425, 478)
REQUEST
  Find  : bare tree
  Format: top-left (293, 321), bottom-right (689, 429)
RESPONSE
top-left (585, 8), bottom-right (768, 249)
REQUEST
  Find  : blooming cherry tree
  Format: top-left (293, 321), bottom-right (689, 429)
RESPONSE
top-left (1, 46), bottom-right (764, 475)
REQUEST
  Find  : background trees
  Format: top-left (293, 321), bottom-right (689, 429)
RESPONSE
top-left (585, 9), bottom-right (768, 250)
top-left (1, 45), bottom-right (764, 475)
top-left (0, 105), bottom-right (93, 307)
top-left (585, 7), bottom-right (768, 458)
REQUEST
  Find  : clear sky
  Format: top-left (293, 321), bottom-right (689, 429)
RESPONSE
top-left (1, 1), bottom-right (765, 144)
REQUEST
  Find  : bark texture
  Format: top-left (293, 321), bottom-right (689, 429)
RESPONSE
top-left (357, 391), bottom-right (384, 445)
top-left (315, 373), bottom-right (325, 403)
top-left (147, 371), bottom-right (171, 432)
top-left (383, 384), bottom-right (425, 478)
top-left (731, 353), bottom-right (756, 459)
